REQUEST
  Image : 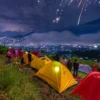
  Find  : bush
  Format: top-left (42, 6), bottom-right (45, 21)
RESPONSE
top-left (0, 45), bottom-right (8, 54)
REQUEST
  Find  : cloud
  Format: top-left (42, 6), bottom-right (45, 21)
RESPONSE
top-left (80, 32), bottom-right (100, 43)
top-left (0, 23), bottom-right (32, 32)
top-left (20, 31), bottom-right (100, 44)
top-left (0, 0), bottom-right (99, 34)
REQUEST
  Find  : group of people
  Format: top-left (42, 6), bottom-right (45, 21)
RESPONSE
top-left (54, 54), bottom-right (79, 77)
top-left (6, 48), bottom-right (23, 63)
top-left (55, 53), bottom-right (100, 78)
top-left (67, 59), bottom-right (79, 77)
top-left (6, 48), bottom-right (45, 65)
top-left (50, 54), bottom-right (100, 100)
top-left (6, 49), bottom-right (100, 77)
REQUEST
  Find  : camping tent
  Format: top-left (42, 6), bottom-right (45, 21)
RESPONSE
top-left (23, 53), bottom-right (37, 64)
top-left (36, 61), bottom-right (77, 93)
top-left (78, 64), bottom-right (92, 74)
top-left (31, 56), bottom-right (52, 70)
top-left (72, 72), bottom-right (100, 100)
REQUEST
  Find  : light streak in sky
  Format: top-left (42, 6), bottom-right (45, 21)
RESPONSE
top-left (77, 0), bottom-right (87, 25)
top-left (53, 0), bottom-right (99, 25)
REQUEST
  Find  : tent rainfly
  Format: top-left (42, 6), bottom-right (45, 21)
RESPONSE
top-left (36, 61), bottom-right (77, 93)
top-left (31, 56), bottom-right (52, 70)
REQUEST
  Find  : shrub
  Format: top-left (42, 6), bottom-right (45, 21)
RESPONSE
top-left (0, 45), bottom-right (8, 54)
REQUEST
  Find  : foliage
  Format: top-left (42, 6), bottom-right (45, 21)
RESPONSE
top-left (0, 45), bottom-right (8, 54)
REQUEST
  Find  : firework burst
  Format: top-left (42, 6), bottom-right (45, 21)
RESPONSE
top-left (53, 0), bottom-right (99, 25)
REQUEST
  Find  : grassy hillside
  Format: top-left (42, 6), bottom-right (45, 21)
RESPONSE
top-left (0, 55), bottom-right (86, 100)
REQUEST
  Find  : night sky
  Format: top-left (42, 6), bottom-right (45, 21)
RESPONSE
top-left (0, 0), bottom-right (100, 44)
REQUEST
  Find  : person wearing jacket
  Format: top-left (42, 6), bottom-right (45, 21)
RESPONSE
top-left (73, 59), bottom-right (79, 77)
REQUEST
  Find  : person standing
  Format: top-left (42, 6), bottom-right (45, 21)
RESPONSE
top-left (6, 50), bottom-right (11, 63)
top-left (54, 53), bottom-right (60, 61)
top-left (28, 51), bottom-right (32, 64)
top-left (92, 63), bottom-right (98, 71)
top-left (67, 59), bottom-right (72, 71)
top-left (73, 59), bottom-right (79, 77)
top-left (38, 50), bottom-right (45, 57)
top-left (18, 48), bottom-right (23, 59)
top-left (12, 48), bottom-right (16, 57)
top-left (18, 48), bottom-right (24, 65)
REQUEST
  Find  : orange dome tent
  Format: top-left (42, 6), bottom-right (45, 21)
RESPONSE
top-left (30, 56), bottom-right (52, 70)
top-left (36, 61), bottom-right (77, 93)
top-left (23, 53), bottom-right (37, 65)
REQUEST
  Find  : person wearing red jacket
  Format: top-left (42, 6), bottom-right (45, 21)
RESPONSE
top-left (32, 50), bottom-right (39, 57)
top-left (92, 63), bottom-right (98, 71)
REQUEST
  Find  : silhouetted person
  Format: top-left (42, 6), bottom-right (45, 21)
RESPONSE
top-left (6, 50), bottom-right (11, 63)
top-left (12, 48), bottom-right (16, 57)
top-left (28, 51), bottom-right (32, 64)
top-left (38, 50), bottom-right (45, 57)
top-left (73, 59), bottom-right (79, 77)
top-left (67, 59), bottom-right (72, 71)
top-left (54, 53), bottom-right (60, 61)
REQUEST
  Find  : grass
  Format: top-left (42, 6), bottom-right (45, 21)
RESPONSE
top-left (0, 55), bottom-right (87, 100)
top-left (48, 54), bottom-right (96, 67)
top-left (70, 57), bottom-right (96, 67)
top-left (0, 57), bottom-right (42, 100)
top-left (0, 66), bottom-right (42, 100)
top-left (78, 72), bottom-right (87, 78)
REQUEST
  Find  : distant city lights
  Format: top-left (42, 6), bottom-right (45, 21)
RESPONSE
top-left (94, 45), bottom-right (98, 48)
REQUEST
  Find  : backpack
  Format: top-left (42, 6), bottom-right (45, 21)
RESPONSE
top-left (7, 52), bottom-right (11, 56)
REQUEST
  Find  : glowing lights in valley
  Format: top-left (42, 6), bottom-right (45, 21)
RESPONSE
top-left (94, 45), bottom-right (98, 48)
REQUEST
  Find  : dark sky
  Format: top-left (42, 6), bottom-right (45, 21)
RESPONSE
top-left (0, 0), bottom-right (100, 43)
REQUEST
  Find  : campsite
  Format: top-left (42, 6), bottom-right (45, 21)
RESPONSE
top-left (0, 55), bottom-right (83, 100)
top-left (0, 0), bottom-right (100, 99)
top-left (0, 46), bottom-right (100, 100)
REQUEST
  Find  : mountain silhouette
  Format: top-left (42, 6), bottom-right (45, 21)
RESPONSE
top-left (13, 31), bottom-right (34, 38)
top-left (67, 18), bottom-right (100, 34)
top-left (13, 18), bottom-right (100, 38)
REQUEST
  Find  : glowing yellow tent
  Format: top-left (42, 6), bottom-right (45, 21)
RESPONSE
top-left (23, 53), bottom-right (37, 64)
top-left (36, 61), bottom-right (77, 93)
top-left (30, 56), bottom-right (52, 70)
